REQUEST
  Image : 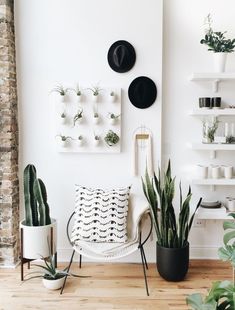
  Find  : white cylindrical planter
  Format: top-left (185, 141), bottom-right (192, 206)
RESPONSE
top-left (227, 198), bottom-right (235, 212)
top-left (20, 219), bottom-right (57, 259)
top-left (77, 95), bottom-right (82, 103)
top-left (42, 277), bottom-right (65, 290)
top-left (94, 139), bottom-right (100, 146)
top-left (60, 116), bottom-right (66, 125)
top-left (196, 165), bottom-right (208, 179)
top-left (213, 52), bottom-right (227, 72)
top-left (109, 94), bottom-right (116, 103)
top-left (59, 139), bottom-right (68, 147)
top-left (211, 166), bottom-right (221, 179)
top-left (59, 94), bottom-right (66, 103)
top-left (224, 166), bottom-right (233, 179)
top-left (109, 118), bottom-right (116, 125)
top-left (93, 117), bottom-right (99, 124)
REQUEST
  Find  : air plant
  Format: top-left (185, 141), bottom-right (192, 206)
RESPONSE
top-left (94, 112), bottom-right (99, 118)
top-left (87, 85), bottom-right (103, 96)
top-left (56, 134), bottom-right (73, 142)
top-left (108, 113), bottom-right (120, 120)
top-left (60, 112), bottom-right (66, 119)
top-left (73, 109), bottom-right (83, 126)
top-left (51, 84), bottom-right (68, 96)
top-left (71, 84), bottom-right (82, 96)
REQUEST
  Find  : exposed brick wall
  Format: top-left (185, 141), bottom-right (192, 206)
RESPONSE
top-left (0, 0), bottom-right (19, 266)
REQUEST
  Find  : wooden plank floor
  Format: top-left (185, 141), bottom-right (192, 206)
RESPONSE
top-left (0, 260), bottom-right (231, 310)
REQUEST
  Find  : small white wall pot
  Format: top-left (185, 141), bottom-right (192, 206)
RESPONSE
top-left (196, 165), bottom-right (208, 179)
top-left (109, 117), bottom-right (116, 125)
top-left (42, 276), bottom-right (65, 290)
top-left (109, 93), bottom-right (116, 103)
top-left (94, 138), bottom-right (100, 146)
top-left (213, 52), bottom-right (227, 72)
top-left (59, 94), bottom-right (67, 103)
top-left (77, 94), bottom-right (82, 103)
top-left (20, 219), bottom-right (57, 260)
top-left (92, 94), bottom-right (99, 103)
top-left (60, 114), bottom-right (67, 125)
top-left (59, 139), bottom-right (69, 147)
top-left (77, 137), bottom-right (83, 146)
top-left (93, 116), bottom-right (99, 124)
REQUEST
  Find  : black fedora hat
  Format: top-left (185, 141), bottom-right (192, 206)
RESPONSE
top-left (107, 40), bottom-right (136, 73)
top-left (128, 76), bottom-right (157, 109)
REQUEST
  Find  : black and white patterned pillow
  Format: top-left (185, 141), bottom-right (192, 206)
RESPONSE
top-left (71, 185), bottom-right (131, 243)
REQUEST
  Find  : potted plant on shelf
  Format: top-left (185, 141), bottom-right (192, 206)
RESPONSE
top-left (108, 113), bottom-right (120, 125)
top-left (51, 84), bottom-right (68, 103)
top-left (20, 165), bottom-right (57, 261)
top-left (142, 161), bottom-right (202, 282)
top-left (73, 108), bottom-right (83, 126)
top-left (187, 213), bottom-right (235, 309)
top-left (87, 85), bottom-right (102, 102)
top-left (202, 118), bottom-right (219, 143)
top-left (71, 84), bottom-right (82, 103)
top-left (56, 134), bottom-right (73, 147)
top-left (104, 130), bottom-right (119, 146)
top-left (200, 14), bottom-right (235, 72)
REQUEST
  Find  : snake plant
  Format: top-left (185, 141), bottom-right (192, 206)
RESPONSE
top-left (24, 164), bottom-right (51, 226)
top-left (142, 160), bottom-right (202, 248)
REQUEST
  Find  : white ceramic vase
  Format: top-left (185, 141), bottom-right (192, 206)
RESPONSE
top-left (20, 219), bottom-right (57, 260)
top-left (109, 94), bottom-right (116, 103)
top-left (77, 138), bottom-right (83, 146)
top-left (93, 117), bottom-right (99, 124)
top-left (211, 166), bottom-right (221, 179)
top-left (42, 276), bottom-right (65, 290)
top-left (109, 118), bottom-right (116, 125)
top-left (213, 52), bottom-right (227, 72)
top-left (94, 138), bottom-right (100, 146)
top-left (197, 165), bottom-right (208, 179)
top-left (77, 95), bottom-right (82, 103)
top-left (92, 95), bottom-right (99, 103)
top-left (224, 166), bottom-right (233, 179)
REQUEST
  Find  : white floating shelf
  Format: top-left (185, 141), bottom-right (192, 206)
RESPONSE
top-left (190, 143), bottom-right (235, 151)
top-left (190, 108), bottom-right (235, 117)
top-left (189, 72), bottom-right (235, 92)
top-left (195, 207), bottom-right (229, 220)
top-left (192, 178), bottom-right (235, 186)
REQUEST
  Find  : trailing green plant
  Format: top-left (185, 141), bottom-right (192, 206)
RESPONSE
top-left (142, 160), bottom-right (202, 248)
top-left (203, 118), bottom-right (219, 143)
top-left (200, 14), bottom-right (235, 53)
top-left (187, 213), bottom-right (235, 309)
top-left (24, 164), bottom-right (51, 226)
top-left (51, 84), bottom-right (68, 96)
top-left (104, 130), bottom-right (119, 146)
top-left (73, 109), bottom-right (83, 126)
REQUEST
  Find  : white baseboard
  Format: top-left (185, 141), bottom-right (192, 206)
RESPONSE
top-left (57, 246), bottom-right (220, 263)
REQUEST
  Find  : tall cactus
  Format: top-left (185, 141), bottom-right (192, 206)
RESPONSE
top-left (24, 164), bottom-right (38, 226)
top-left (23, 164), bottom-right (51, 226)
top-left (33, 178), bottom-right (51, 226)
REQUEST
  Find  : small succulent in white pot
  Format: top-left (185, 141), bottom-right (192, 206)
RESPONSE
top-left (77, 135), bottom-right (83, 146)
top-left (88, 85), bottom-right (102, 102)
top-left (60, 112), bottom-right (67, 124)
top-left (93, 133), bottom-right (101, 146)
top-left (104, 130), bottom-right (119, 146)
top-left (51, 84), bottom-right (68, 103)
top-left (56, 134), bottom-right (73, 147)
top-left (108, 113), bottom-right (120, 125)
top-left (71, 84), bottom-right (82, 103)
top-left (73, 108), bottom-right (83, 126)
top-left (109, 91), bottom-right (116, 102)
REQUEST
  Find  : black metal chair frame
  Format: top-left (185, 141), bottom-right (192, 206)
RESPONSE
top-left (60, 211), bottom-right (153, 296)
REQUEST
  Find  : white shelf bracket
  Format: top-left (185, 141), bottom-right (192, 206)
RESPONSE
top-left (210, 150), bottom-right (216, 159)
top-left (212, 79), bottom-right (220, 92)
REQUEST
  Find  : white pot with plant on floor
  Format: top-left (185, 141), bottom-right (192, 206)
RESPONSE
top-left (20, 165), bottom-right (57, 263)
top-left (200, 14), bottom-right (235, 72)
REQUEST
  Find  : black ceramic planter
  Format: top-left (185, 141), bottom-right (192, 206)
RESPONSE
top-left (211, 97), bottom-right (221, 108)
top-left (199, 97), bottom-right (211, 108)
top-left (156, 242), bottom-right (189, 281)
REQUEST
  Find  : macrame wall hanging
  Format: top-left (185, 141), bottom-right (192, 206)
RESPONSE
top-left (132, 125), bottom-right (153, 177)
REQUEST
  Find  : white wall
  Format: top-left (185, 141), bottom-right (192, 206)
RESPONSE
top-left (15, 0), bottom-right (162, 262)
top-left (15, 0), bottom-right (235, 262)
top-left (163, 0), bottom-right (235, 258)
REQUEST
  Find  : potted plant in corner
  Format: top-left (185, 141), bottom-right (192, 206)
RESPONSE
top-left (142, 160), bottom-right (202, 281)
top-left (200, 14), bottom-right (235, 72)
top-left (186, 213), bottom-right (235, 309)
top-left (20, 165), bottom-right (57, 262)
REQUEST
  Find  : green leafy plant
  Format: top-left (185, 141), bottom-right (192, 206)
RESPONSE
top-left (142, 160), bottom-right (202, 248)
top-left (24, 164), bottom-right (51, 226)
top-left (187, 213), bottom-right (235, 309)
top-left (51, 84), bottom-right (68, 96)
top-left (104, 130), bottom-right (119, 146)
top-left (88, 85), bottom-right (102, 96)
top-left (226, 135), bottom-right (235, 144)
top-left (200, 14), bottom-right (235, 53)
top-left (203, 118), bottom-right (219, 143)
top-left (73, 109), bottom-right (83, 126)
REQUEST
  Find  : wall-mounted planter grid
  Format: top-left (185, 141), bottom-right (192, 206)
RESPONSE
top-left (54, 87), bottom-right (121, 153)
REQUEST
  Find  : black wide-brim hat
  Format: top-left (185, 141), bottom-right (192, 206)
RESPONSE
top-left (128, 76), bottom-right (157, 109)
top-left (107, 40), bottom-right (136, 73)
